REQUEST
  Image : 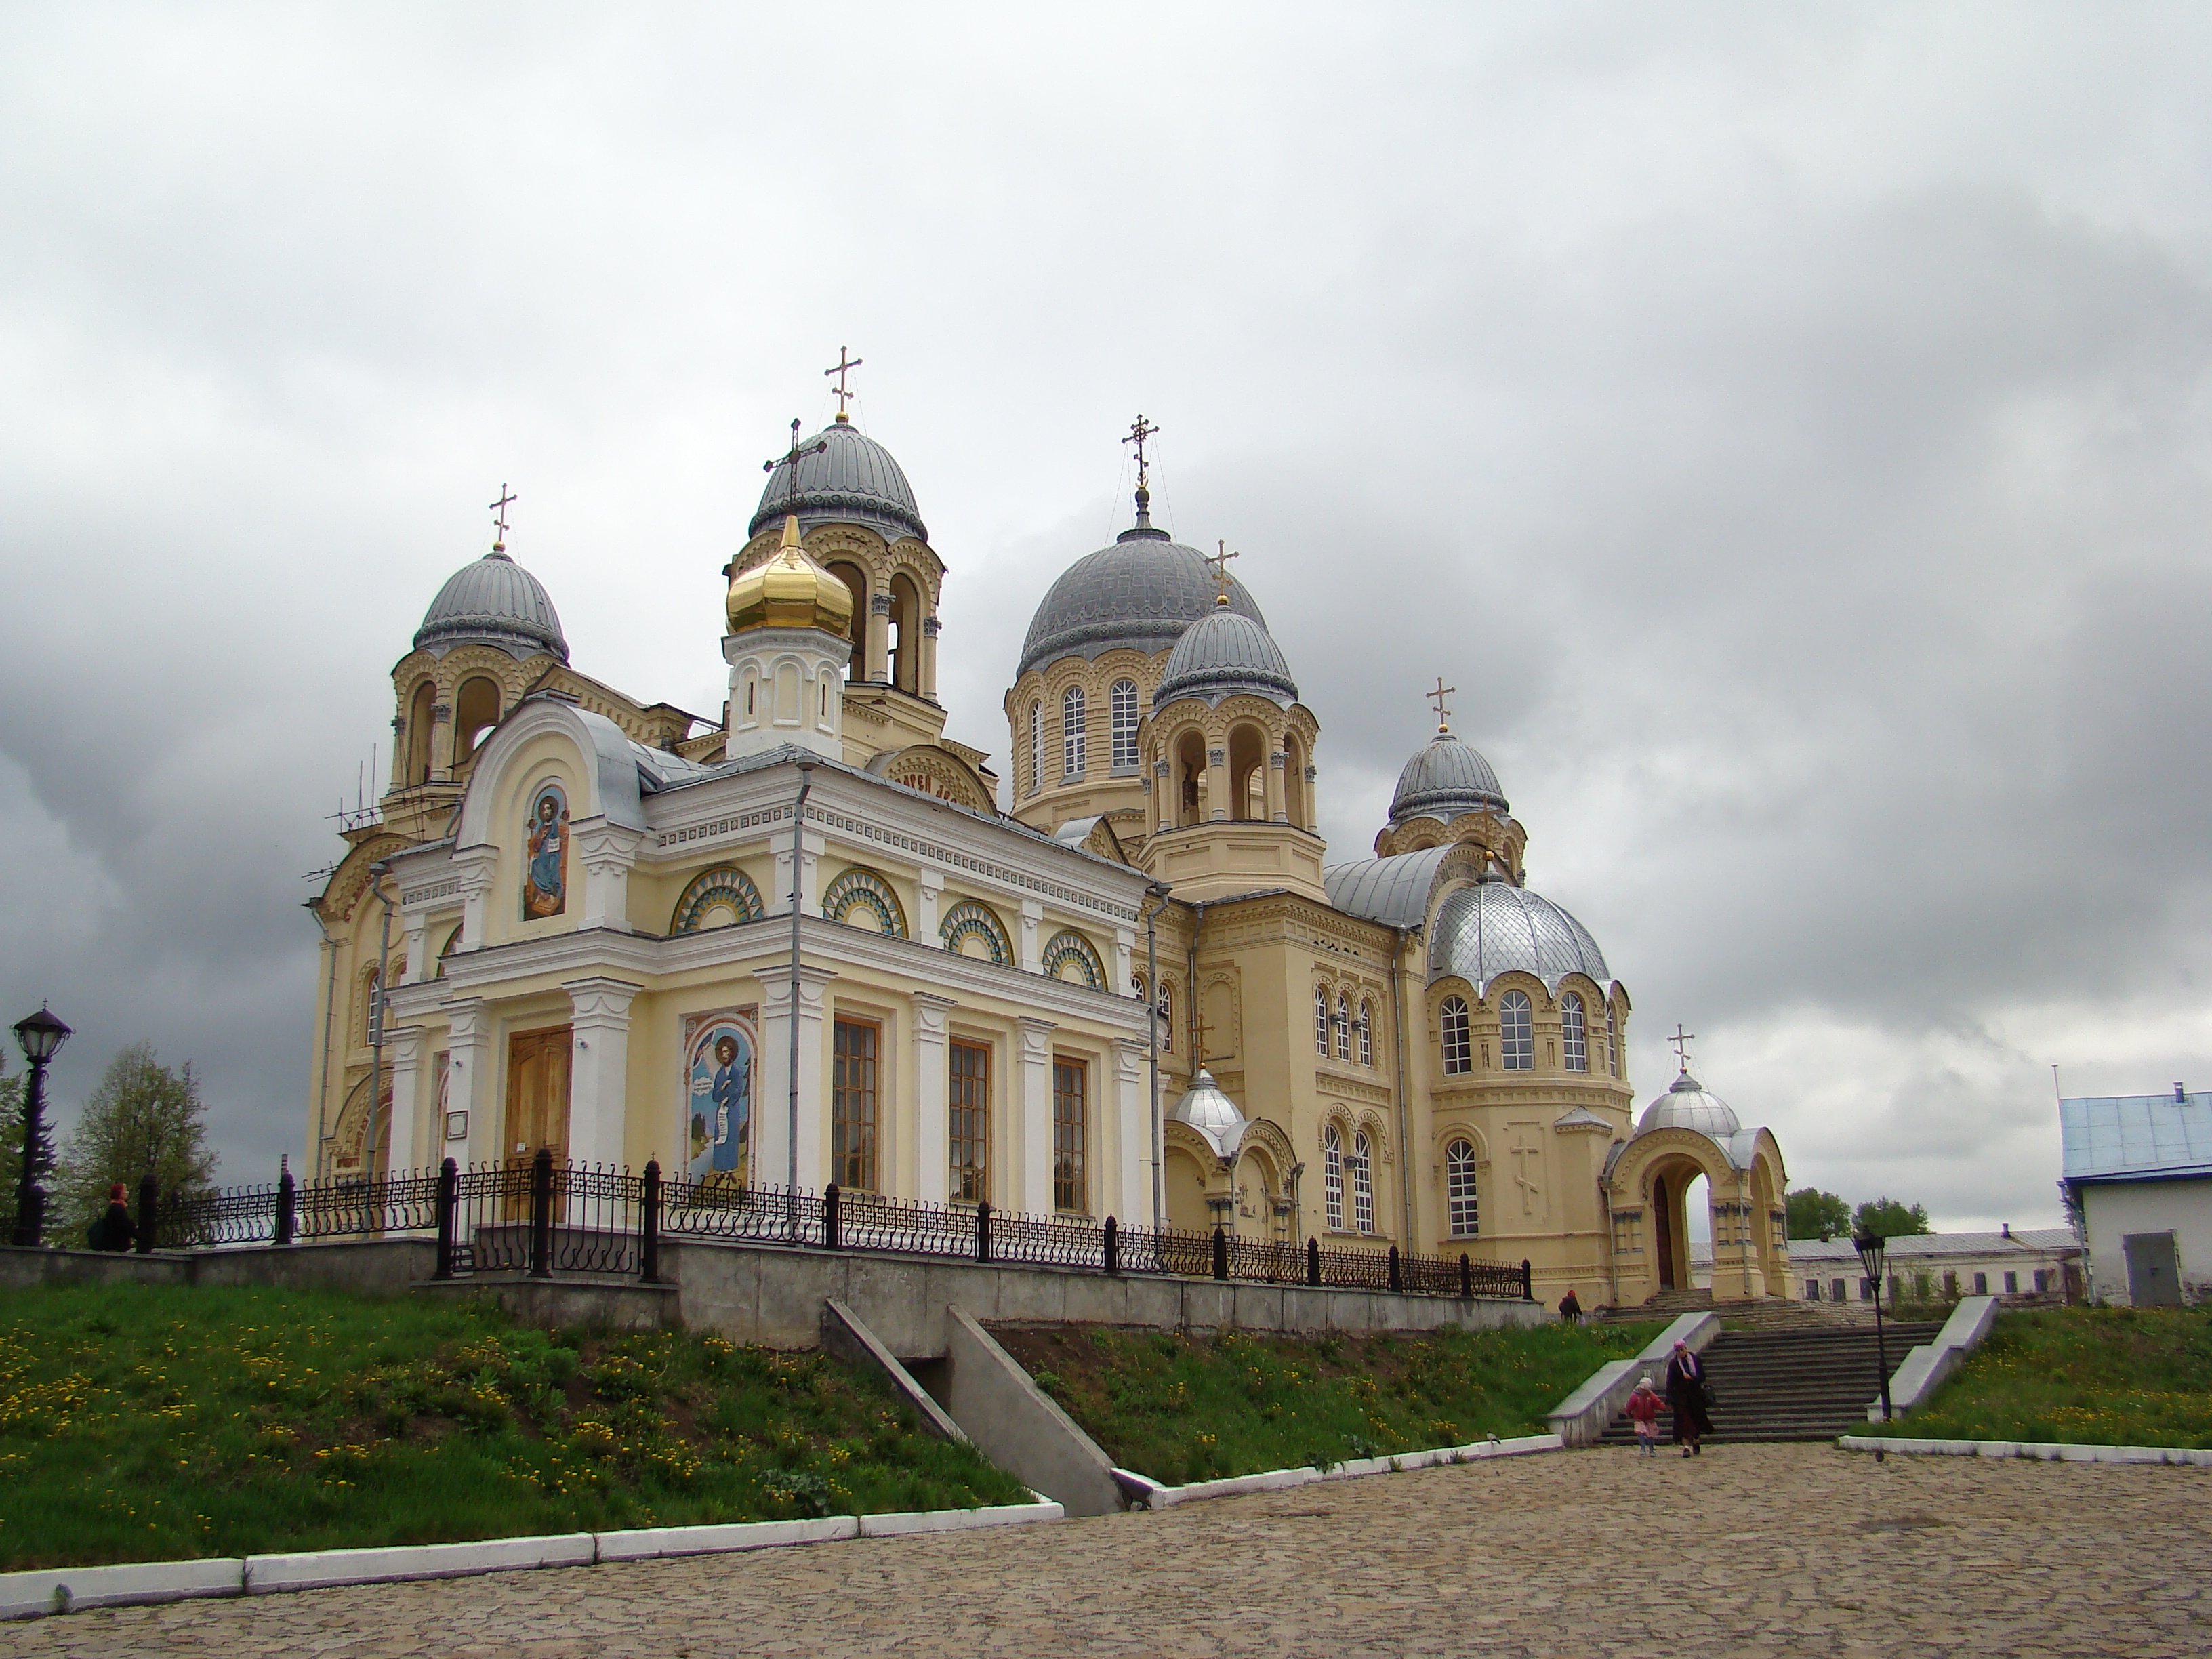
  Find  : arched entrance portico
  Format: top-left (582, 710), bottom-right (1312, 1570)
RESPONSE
top-left (1604, 1123), bottom-right (1789, 1307)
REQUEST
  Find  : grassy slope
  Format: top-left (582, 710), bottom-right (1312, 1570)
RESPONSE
top-left (0, 1282), bottom-right (1027, 1571)
top-left (1906, 1305), bottom-right (2212, 1448)
top-left (995, 1319), bottom-right (1663, 1486)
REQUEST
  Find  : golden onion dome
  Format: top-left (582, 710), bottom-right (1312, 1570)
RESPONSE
top-left (726, 515), bottom-right (857, 636)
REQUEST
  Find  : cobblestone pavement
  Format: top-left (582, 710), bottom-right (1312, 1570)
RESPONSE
top-left (7, 1445), bottom-right (2208, 1657)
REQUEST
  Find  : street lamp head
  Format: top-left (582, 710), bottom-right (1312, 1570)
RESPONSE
top-left (13, 1006), bottom-right (70, 1065)
top-left (1852, 1226), bottom-right (1887, 1283)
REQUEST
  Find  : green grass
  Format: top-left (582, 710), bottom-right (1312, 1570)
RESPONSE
top-left (1907, 1305), bottom-right (2212, 1448)
top-left (995, 1319), bottom-right (1663, 1486)
top-left (0, 1283), bottom-right (1028, 1570)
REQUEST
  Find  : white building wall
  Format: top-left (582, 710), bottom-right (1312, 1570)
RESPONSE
top-left (2081, 1178), bottom-right (2212, 1305)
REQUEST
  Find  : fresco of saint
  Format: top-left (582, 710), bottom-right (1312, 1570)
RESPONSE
top-left (684, 1012), bottom-right (755, 1186)
top-left (523, 782), bottom-right (568, 920)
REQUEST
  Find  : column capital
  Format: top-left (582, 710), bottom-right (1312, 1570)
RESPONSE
top-left (449, 846), bottom-right (498, 895)
top-left (1015, 1015), bottom-right (1057, 1057)
top-left (573, 819), bottom-right (647, 870)
top-left (441, 996), bottom-right (490, 1042)
top-left (912, 991), bottom-right (959, 1035)
top-left (564, 976), bottom-right (642, 1024)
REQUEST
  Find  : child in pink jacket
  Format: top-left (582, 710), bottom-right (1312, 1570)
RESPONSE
top-left (1624, 1377), bottom-right (1664, 1457)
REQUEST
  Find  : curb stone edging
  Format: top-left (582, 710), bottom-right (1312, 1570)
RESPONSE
top-left (1839, 1433), bottom-right (2212, 1467)
top-left (0, 1498), bottom-right (1067, 1621)
top-left (1112, 1432), bottom-right (1562, 1509)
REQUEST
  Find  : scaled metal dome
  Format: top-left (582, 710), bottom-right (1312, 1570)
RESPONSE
top-left (414, 550), bottom-right (569, 662)
top-left (1154, 600), bottom-right (1299, 708)
top-left (1635, 1072), bottom-right (1743, 1139)
top-left (1391, 728), bottom-right (1508, 823)
top-left (751, 418), bottom-right (928, 546)
top-left (1019, 526), bottom-right (1267, 679)
top-left (1427, 881), bottom-right (1610, 991)
top-left (1168, 1067), bottom-right (1249, 1159)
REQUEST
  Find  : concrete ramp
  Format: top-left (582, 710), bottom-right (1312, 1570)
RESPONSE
top-left (923, 1305), bottom-right (1126, 1517)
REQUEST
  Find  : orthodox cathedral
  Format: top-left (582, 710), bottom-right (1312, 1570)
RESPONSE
top-left (307, 389), bottom-right (1795, 1309)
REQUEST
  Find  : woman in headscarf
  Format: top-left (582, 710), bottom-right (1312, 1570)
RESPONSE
top-left (1664, 1338), bottom-right (1713, 1457)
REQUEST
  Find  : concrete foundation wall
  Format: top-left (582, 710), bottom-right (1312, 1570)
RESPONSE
top-left (0, 1241), bottom-right (435, 1296)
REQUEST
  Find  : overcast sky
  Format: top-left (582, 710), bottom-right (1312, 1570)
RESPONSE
top-left (3, 4), bottom-right (2209, 1231)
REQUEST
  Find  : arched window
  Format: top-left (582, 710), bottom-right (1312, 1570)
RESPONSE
top-left (1500, 991), bottom-right (1534, 1070)
top-left (454, 675), bottom-right (501, 759)
top-left (1061, 685), bottom-right (1086, 779)
top-left (1110, 679), bottom-right (1139, 771)
top-left (1351, 1130), bottom-right (1374, 1234)
top-left (1446, 1139), bottom-right (1479, 1237)
top-left (1336, 994), bottom-right (1352, 1061)
top-left (1358, 1000), bottom-right (1374, 1067)
top-left (1561, 992), bottom-right (1588, 1073)
top-left (1315, 987), bottom-right (1332, 1057)
top-left (405, 679), bottom-right (436, 785)
top-left (1158, 979), bottom-right (1174, 1052)
top-left (1028, 701), bottom-right (1042, 795)
top-left (1606, 1003), bottom-right (1620, 1077)
top-left (1323, 1125), bottom-right (1344, 1231)
top-left (1439, 996), bottom-right (1471, 1076)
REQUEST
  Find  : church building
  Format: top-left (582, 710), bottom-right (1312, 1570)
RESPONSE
top-left (307, 389), bottom-right (1795, 1310)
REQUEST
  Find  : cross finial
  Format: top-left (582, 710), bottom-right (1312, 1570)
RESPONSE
top-left (1668, 1023), bottom-right (1696, 1076)
top-left (1124, 413), bottom-right (1160, 527)
top-left (1426, 676), bottom-right (1456, 732)
top-left (1190, 993), bottom-right (1210, 1069)
top-left (488, 483), bottom-right (516, 554)
top-left (764, 417), bottom-right (829, 480)
top-left (823, 346), bottom-right (863, 422)
top-left (1207, 540), bottom-right (1240, 602)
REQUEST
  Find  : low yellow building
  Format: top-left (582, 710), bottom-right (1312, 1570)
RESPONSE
top-left (308, 404), bottom-right (1792, 1309)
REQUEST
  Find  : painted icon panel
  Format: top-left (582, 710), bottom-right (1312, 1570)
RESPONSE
top-left (684, 1007), bottom-right (758, 1187)
top-left (523, 781), bottom-right (569, 920)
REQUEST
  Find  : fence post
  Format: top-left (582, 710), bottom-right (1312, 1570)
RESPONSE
top-left (823, 1183), bottom-right (840, 1253)
top-left (1521, 1258), bottom-right (1534, 1301)
top-left (434, 1158), bottom-right (458, 1280)
top-left (1211, 1225), bottom-right (1228, 1282)
top-left (1307, 1235), bottom-right (1321, 1288)
top-left (975, 1200), bottom-right (991, 1263)
top-left (1104, 1214), bottom-right (1119, 1275)
top-left (1388, 1244), bottom-right (1402, 1294)
top-left (640, 1159), bottom-right (662, 1283)
top-left (529, 1148), bottom-right (554, 1279)
top-left (1460, 1252), bottom-right (1472, 1298)
top-left (274, 1156), bottom-right (297, 1247)
top-left (135, 1170), bottom-right (157, 1254)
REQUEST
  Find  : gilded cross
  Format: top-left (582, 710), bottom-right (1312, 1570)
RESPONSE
top-left (1206, 540), bottom-right (1239, 600)
top-left (764, 417), bottom-right (828, 478)
top-left (488, 483), bottom-right (516, 551)
top-left (1425, 676), bottom-right (1456, 731)
top-left (1189, 991), bottom-right (1210, 1069)
top-left (823, 346), bottom-right (863, 418)
top-left (1668, 1023), bottom-right (1696, 1075)
top-left (1123, 413), bottom-right (1159, 491)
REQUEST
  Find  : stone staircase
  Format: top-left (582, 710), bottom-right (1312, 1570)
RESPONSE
top-left (1597, 1320), bottom-right (1943, 1445)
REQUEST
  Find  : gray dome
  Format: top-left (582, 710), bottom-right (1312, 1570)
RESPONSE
top-left (1427, 881), bottom-right (1610, 991)
top-left (1019, 527), bottom-right (1267, 679)
top-left (1636, 1071), bottom-right (1742, 1139)
top-left (1155, 602), bottom-right (1299, 708)
top-left (414, 550), bottom-right (569, 662)
top-left (1391, 729), bottom-right (1508, 823)
top-left (1168, 1067), bottom-right (1248, 1159)
top-left (751, 418), bottom-right (927, 546)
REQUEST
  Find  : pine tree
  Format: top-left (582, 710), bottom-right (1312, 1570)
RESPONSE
top-left (0, 1055), bottom-right (33, 1220)
top-left (55, 1042), bottom-right (220, 1235)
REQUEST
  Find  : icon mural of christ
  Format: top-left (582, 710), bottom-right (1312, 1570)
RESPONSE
top-left (523, 783), bottom-right (567, 919)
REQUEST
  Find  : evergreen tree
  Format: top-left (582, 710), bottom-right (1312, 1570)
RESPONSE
top-left (0, 1055), bottom-right (34, 1218)
top-left (1853, 1195), bottom-right (1931, 1238)
top-left (55, 1042), bottom-right (219, 1234)
top-left (1785, 1186), bottom-right (1852, 1240)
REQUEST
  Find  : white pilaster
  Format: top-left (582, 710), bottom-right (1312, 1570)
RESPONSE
top-left (1115, 1037), bottom-right (1149, 1226)
top-left (564, 977), bottom-right (640, 1170)
top-left (1111, 926), bottom-right (1135, 997)
top-left (451, 849), bottom-right (497, 951)
top-left (912, 992), bottom-right (958, 1204)
top-left (771, 825), bottom-right (825, 919)
top-left (441, 998), bottom-right (492, 1166)
top-left (1015, 1015), bottom-right (1057, 1212)
top-left (1019, 899), bottom-right (1044, 975)
top-left (384, 1026), bottom-right (428, 1176)
top-left (400, 909), bottom-right (431, 985)
top-left (916, 869), bottom-right (944, 945)
top-left (574, 821), bottom-right (646, 933)
top-left (758, 964), bottom-right (838, 1191)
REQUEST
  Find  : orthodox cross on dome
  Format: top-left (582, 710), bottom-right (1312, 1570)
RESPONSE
top-left (1668, 1023), bottom-right (1696, 1076)
top-left (823, 346), bottom-right (863, 422)
top-left (488, 483), bottom-right (516, 554)
top-left (1425, 676), bottom-right (1456, 733)
top-left (1207, 541), bottom-right (1240, 602)
top-left (764, 417), bottom-right (828, 480)
top-left (1189, 993), bottom-right (1211, 1069)
top-left (1124, 413), bottom-right (1160, 527)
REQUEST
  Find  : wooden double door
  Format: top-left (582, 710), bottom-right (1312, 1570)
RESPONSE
top-left (505, 1025), bottom-right (572, 1166)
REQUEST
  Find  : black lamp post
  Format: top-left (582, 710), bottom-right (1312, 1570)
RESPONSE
top-left (11, 1006), bottom-right (72, 1248)
top-left (1853, 1225), bottom-right (1892, 1424)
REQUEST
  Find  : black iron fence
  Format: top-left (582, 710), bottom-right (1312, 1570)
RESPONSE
top-left (125, 1151), bottom-right (1532, 1302)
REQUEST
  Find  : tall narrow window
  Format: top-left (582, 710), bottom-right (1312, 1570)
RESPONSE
top-left (1323, 1125), bottom-right (1344, 1231)
top-left (1315, 987), bottom-right (1332, 1057)
top-left (1606, 1003), bottom-right (1620, 1077)
top-left (1446, 1139), bottom-right (1479, 1237)
top-left (1336, 994), bottom-right (1352, 1061)
top-left (1061, 686), bottom-right (1086, 779)
top-left (1351, 1130), bottom-right (1374, 1234)
top-left (949, 1040), bottom-right (990, 1204)
top-left (832, 1019), bottom-right (880, 1191)
top-left (1052, 1057), bottom-right (1088, 1212)
top-left (1109, 679), bottom-right (1139, 770)
top-left (1561, 992), bottom-right (1588, 1072)
top-left (1439, 996), bottom-right (1471, 1076)
top-left (1158, 980), bottom-right (1174, 1052)
top-left (1358, 1000), bottom-right (1374, 1067)
top-left (1028, 701), bottom-right (1042, 795)
top-left (1500, 991), bottom-right (1534, 1070)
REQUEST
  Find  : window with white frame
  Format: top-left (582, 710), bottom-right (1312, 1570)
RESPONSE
top-left (1440, 996), bottom-right (1471, 1075)
top-left (1561, 991), bottom-right (1587, 1072)
top-left (1323, 1124), bottom-right (1344, 1231)
top-left (1605, 1002), bottom-right (1620, 1076)
top-left (1109, 679), bottom-right (1139, 770)
top-left (1351, 1130), bottom-right (1374, 1233)
top-left (1028, 701), bottom-right (1042, 795)
top-left (1500, 990), bottom-right (1534, 1070)
top-left (1158, 979), bottom-right (1174, 1052)
top-left (1358, 1000), bottom-right (1374, 1067)
top-left (1336, 993), bottom-right (1352, 1061)
top-left (1315, 987), bottom-right (1331, 1057)
top-left (1446, 1139), bottom-right (1479, 1237)
top-left (1061, 686), bottom-right (1086, 779)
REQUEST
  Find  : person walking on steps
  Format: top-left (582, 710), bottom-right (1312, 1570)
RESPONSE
top-left (1665, 1338), bottom-right (1713, 1457)
top-left (1624, 1376), bottom-right (1663, 1457)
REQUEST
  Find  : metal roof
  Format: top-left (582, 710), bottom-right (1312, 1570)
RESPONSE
top-left (1391, 729), bottom-right (1508, 823)
top-left (415, 550), bottom-right (569, 662)
top-left (2060, 1091), bottom-right (2212, 1183)
top-left (1727, 1229), bottom-right (2079, 1266)
top-left (1427, 880), bottom-right (1610, 991)
top-left (1154, 605), bottom-right (1298, 708)
top-left (1323, 847), bottom-right (1452, 929)
top-left (751, 419), bottom-right (928, 545)
top-left (1635, 1072), bottom-right (1742, 1139)
top-left (1018, 528), bottom-right (1266, 679)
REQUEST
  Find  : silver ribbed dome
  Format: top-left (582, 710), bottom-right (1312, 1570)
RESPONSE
top-left (1168, 1067), bottom-right (1248, 1158)
top-left (414, 550), bottom-right (569, 662)
top-left (1019, 527), bottom-right (1267, 678)
top-left (1391, 729), bottom-right (1507, 823)
top-left (1636, 1071), bottom-right (1742, 1139)
top-left (1154, 602), bottom-right (1299, 708)
top-left (751, 419), bottom-right (927, 545)
top-left (1427, 882), bottom-right (1610, 991)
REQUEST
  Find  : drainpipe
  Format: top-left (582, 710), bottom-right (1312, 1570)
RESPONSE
top-left (787, 762), bottom-right (815, 1195)
top-left (1389, 924), bottom-right (1416, 1247)
top-left (1141, 881), bottom-right (1172, 1231)
top-left (367, 863), bottom-right (395, 1178)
